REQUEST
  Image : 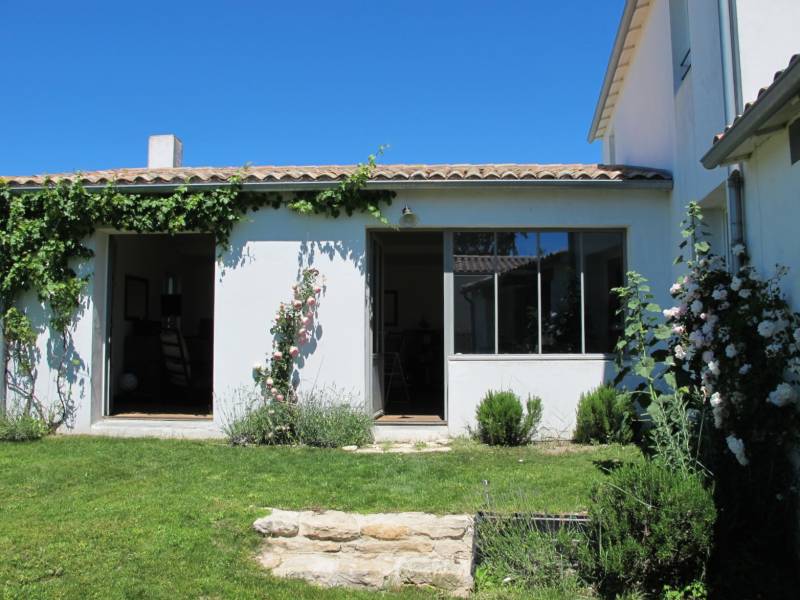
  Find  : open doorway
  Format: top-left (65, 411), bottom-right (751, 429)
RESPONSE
top-left (370, 231), bottom-right (444, 422)
top-left (108, 233), bottom-right (215, 419)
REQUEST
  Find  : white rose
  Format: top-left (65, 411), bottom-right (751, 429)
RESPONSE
top-left (670, 282), bottom-right (682, 295)
top-left (710, 392), bottom-right (723, 407)
top-left (730, 277), bottom-right (742, 291)
top-left (739, 288), bottom-right (752, 299)
top-left (708, 361), bottom-right (720, 376)
top-left (702, 350), bottom-right (715, 363)
top-left (767, 383), bottom-right (797, 407)
top-left (732, 244), bottom-right (746, 256)
top-left (691, 300), bottom-right (703, 315)
top-left (725, 344), bottom-right (738, 358)
top-left (662, 307), bottom-right (680, 320)
top-left (674, 344), bottom-right (687, 360)
top-left (712, 288), bottom-right (728, 301)
top-left (726, 435), bottom-right (749, 466)
top-left (689, 329), bottom-right (705, 348)
top-left (739, 364), bottom-right (751, 375)
top-left (252, 361), bottom-right (264, 372)
top-left (758, 320), bottom-right (777, 338)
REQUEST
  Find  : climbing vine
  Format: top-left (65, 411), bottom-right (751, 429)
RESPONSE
top-left (0, 150), bottom-right (394, 429)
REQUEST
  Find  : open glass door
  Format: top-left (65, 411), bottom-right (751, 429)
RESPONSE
top-left (369, 235), bottom-right (385, 417)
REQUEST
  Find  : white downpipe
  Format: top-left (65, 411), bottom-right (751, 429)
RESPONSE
top-left (718, 0), bottom-right (745, 262)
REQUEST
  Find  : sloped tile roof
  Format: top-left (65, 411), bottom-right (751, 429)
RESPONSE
top-left (1, 163), bottom-right (671, 188)
top-left (712, 54), bottom-right (800, 146)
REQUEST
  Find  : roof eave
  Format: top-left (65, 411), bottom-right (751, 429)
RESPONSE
top-left (587, 0), bottom-right (638, 143)
top-left (702, 59), bottom-right (800, 169)
top-left (5, 177), bottom-right (673, 194)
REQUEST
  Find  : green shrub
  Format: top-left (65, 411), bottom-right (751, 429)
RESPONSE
top-left (294, 388), bottom-right (373, 448)
top-left (574, 384), bottom-right (632, 444)
top-left (223, 386), bottom-right (373, 448)
top-left (578, 461), bottom-right (715, 598)
top-left (476, 390), bottom-right (542, 446)
top-left (0, 412), bottom-right (48, 441)
top-left (223, 389), bottom-right (296, 446)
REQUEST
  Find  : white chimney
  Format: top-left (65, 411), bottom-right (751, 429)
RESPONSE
top-left (147, 134), bottom-right (183, 169)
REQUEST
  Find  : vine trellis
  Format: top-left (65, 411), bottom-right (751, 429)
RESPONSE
top-left (0, 151), bottom-right (395, 429)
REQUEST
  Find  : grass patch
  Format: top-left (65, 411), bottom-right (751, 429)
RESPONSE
top-left (0, 436), bottom-right (639, 598)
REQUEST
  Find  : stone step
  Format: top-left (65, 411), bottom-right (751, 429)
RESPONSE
top-left (254, 508), bottom-right (474, 597)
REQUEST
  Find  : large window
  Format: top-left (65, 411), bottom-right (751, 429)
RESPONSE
top-left (452, 230), bottom-right (624, 355)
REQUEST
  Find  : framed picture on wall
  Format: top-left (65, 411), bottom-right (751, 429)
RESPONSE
top-left (383, 290), bottom-right (398, 327)
top-left (124, 275), bottom-right (149, 321)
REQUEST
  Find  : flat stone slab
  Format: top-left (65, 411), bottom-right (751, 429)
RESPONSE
top-left (345, 440), bottom-right (453, 454)
top-left (254, 508), bottom-right (474, 596)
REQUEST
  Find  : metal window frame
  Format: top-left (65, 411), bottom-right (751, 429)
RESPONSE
top-left (450, 228), bottom-right (626, 358)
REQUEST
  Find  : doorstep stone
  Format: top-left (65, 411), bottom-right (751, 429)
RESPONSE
top-left (300, 510), bottom-right (361, 542)
top-left (254, 508), bottom-right (474, 596)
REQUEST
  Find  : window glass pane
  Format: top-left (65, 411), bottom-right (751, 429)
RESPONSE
top-left (497, 232), bottom-right (538, 353)
top-left (453, 232), bottom-right (495, 353)
top-left (540, 232), bottom-right (581, 353)
top-left (583, 232), bottom-right (624, 353)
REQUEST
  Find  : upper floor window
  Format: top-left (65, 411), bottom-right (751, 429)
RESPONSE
top-left (453, 230), bottom-right (625, 355)
top-left (789, 118), bottom-right (800, 165)
top-left (670, 0), bottom-right (691, 89)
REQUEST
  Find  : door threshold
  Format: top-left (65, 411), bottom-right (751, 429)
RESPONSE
top-left (109, 413), bottom-right (213, 421)
top-left (375, 414), bottom-right (446, 425)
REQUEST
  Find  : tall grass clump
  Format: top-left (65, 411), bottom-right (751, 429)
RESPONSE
top-left (0, 411), bottom-right (48, 441)
top-left (223, 386), bottom-right (373, 448)
top-left (475, 489), bottom-right (590, 596)
top-left (294, 387), bottom-right (373, 448)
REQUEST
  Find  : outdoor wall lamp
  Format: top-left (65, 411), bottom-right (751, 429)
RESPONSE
top-left (400, 204), bottom-right (418, 227)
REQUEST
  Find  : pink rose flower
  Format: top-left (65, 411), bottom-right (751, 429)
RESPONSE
top-left (273, 350), bottom-right (283, 360)
top-left (293, 300), bottom-right (302, 309)
top-left (276, 394), bottom-right (285, 402)
top-left (306, 297), bottom-right (316, 307)
top-left (270, 387), bottom-right (279, 396)
top-left (266, 377), bottom-right (274, 386)
top-left (314, 286), bottom-right (322, 294)
top-left (289, 346), bottom-right (299, 358)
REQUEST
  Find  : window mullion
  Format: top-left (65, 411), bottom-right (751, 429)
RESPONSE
top-left (579, 233), bottom-right (586, 354)
top-left (493, 233), bottom-right (499, 355)
top-left (537, 232), bottom-right (542, 355)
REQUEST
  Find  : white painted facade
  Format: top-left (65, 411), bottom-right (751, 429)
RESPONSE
top-left (737, 120), bottom-right (800, 308)
top-left (594, 0), bottom-right (800, 273)
top-left (11, 185), bottom-right (670, 438)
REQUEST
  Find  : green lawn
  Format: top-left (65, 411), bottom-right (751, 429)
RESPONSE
top-left (0, 437), bottom-right (639, 599)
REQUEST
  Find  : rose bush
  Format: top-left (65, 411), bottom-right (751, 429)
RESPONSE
top-left (663, 206), bottom-right (800, 469)
top-left (252, 268), bottom-right (323, 403)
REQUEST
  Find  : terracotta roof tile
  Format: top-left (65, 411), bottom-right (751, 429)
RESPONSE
top-left (1, 163), bottom-right (671, 188)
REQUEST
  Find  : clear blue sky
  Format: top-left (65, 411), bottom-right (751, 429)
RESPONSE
top-left (1, 1), bottom-right (623, 175)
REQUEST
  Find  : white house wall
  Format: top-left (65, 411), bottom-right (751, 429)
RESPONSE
top-left (604, 0), bottom-right (731, 275)
top-left (215, 187), bottom-right (672, 438)
top-left (604, 0), bottom-right (676, 171)
top-left (734, 0), bottom-right (800, 107)
top-left (11, 186), bottom-right (671, 438)
top-left (742, 129), bottom-right (800, 309)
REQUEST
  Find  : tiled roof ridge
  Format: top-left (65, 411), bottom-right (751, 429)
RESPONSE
top-left (712, 53), bottom-right (800, 145)
top-left (2, 162), bottom-right (671, 187)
